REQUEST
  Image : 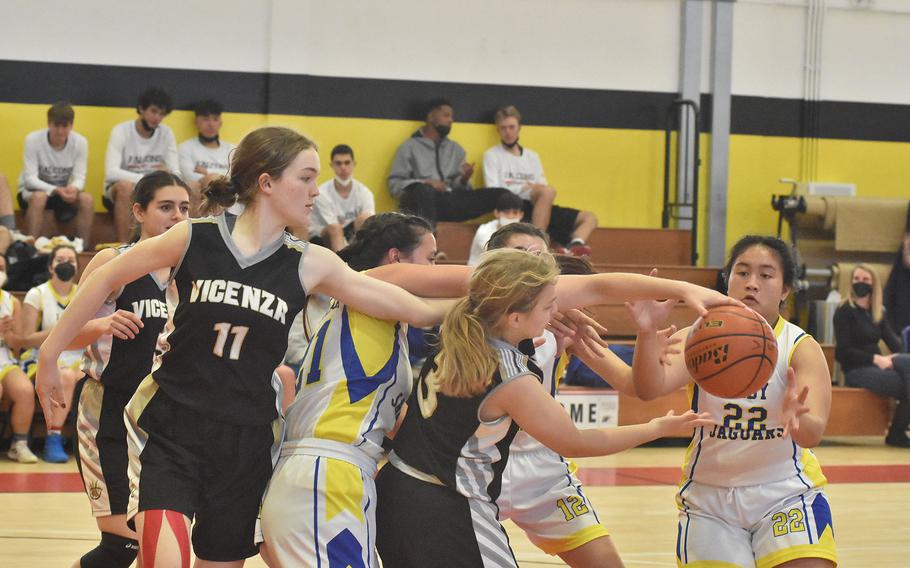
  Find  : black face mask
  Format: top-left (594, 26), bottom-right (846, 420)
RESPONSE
top-left (54, 262), bottom-right (76, 282)
top-left (852, 282), bottom-right (872, 298)
top-left (199, 133), bottom-right (219, 144)
top-left (433, 123), bottom-right (451, 138)
top-left (140, 118), bottom-right (157, 135)
top-left (503, 138), bottom-right (520, 149)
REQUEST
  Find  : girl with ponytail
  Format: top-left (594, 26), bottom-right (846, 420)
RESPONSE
top-left (375, 248), bottom-right (713, 567)
top-left (37, 126), bottom-right (446, 567)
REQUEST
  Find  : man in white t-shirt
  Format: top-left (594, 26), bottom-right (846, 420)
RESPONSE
top-left (311, 145), bottom-right (375, 251)
top-left (104, 87), bottom-right (179, 242)
top-left (178, 99), bottom-right (235, 215)
top-left (483, 105), bottom-right (597, 256)
top-left (18, 102), bottom-right (94, 244)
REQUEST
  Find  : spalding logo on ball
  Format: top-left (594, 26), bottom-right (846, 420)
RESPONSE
top-left (684, 305), bottom-right (778, 398)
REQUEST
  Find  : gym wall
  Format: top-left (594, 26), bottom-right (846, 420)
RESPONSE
top-left (1, 0), bottom-right (908, 263)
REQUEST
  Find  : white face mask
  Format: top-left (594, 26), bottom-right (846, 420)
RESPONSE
top-left (498, 216), bottom-right (521, 227)
top-left (0, 271), bottom-right (7, 289)
top-left (334, 176), bottom-right (353, 187)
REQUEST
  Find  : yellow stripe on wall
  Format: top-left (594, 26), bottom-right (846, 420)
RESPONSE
top-left (2, 102), bottom-right (908, 265)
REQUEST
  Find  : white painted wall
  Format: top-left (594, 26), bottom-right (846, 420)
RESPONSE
top-left (3, 0), bottom-right (910, 105)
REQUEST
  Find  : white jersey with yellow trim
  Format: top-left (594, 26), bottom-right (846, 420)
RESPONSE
top-left (22, 281), bottom-right (83, 369)
top-left (680, 317), bottom-right (827, 488)
top-left (0, 291), bottom-right (18, 368)
top-left (280, 300), bottom-right (411, 470)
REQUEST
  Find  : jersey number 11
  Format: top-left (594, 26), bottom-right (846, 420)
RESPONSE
top-left (212, 323), bottom-right (249, 360)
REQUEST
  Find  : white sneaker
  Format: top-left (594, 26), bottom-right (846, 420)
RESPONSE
top-left (8, 440), bottom-right (38, 464)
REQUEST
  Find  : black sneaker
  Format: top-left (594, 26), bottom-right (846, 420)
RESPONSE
top-left (885, 435), bottom-right (910, 448)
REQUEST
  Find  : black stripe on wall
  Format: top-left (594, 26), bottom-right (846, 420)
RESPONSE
top-left (2, 59), bottom-right (909, 143)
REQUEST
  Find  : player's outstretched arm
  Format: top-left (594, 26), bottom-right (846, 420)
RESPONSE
top-left (555, 273), bottom-right (742, 315)
top-left (484, 375), bottom-right (711, 457)
top-left (306, 246), bottom-right (448, 328)
top-left (784, 338), bottom-right (832, 448)
top-left (627, 299), bottom-right (693, 400)
top-left (365, 263), bottom-right (471, 298)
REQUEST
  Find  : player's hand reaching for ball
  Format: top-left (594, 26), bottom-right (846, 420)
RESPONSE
top-left (680, 283), bottom-right (745, 317)
top-left (781, 367), bottom-right (810, 437)
top-left (547, 309), bottom-right (609, 357)
top-left (650, 409), bottom-right (714, 437)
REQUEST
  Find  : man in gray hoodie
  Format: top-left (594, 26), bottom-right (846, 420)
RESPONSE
top-left (388, 98), bottom-right (508, 225)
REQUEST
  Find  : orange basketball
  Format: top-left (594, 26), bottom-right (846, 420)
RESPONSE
top-left (684, 305), bottom-right (778, 398)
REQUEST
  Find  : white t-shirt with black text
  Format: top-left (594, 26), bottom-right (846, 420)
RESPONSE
top-left (482, 144), bottom-right (547, 198)
top-left (178, 137), bottom-right (235, 183)
top-left (104, 120), bottom-right (179, 185)
top-left (18, 129), bottom-right (89, 194)
top-left (309, 179), bottom-right (376, 238)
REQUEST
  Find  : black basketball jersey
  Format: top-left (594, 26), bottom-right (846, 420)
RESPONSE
top-left (83, 245), bottom-right (169, 395)
top-left (391, 338), bottom-right (542, 502)
top-left (153, 215), bottom-right (308, 425)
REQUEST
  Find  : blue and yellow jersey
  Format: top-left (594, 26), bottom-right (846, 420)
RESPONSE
top-left (281, 300), bottom-right (411, 470)
top-left (679, 317), bottom-right (827, 489)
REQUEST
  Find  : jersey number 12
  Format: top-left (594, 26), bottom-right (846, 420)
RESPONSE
top-left (212, 323), bottom-right (249, 360)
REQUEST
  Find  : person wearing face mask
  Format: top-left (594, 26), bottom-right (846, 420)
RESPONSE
top-left (309, 144), bottom-right (376, 251)
top-left (467, 192), bottom-right (526, 265)
top-left (104, 87), bottom-right (180, 242)
top-left (20, 244), bottom-right (84, 462)
top-left (834, 264), bottom-right (910, 447)
top-left (178, 99), bottom-right (235, 215)
top-left (483, 105), bottom-right (598, 257)
top-left (388, 98), bottom-right (510, 225)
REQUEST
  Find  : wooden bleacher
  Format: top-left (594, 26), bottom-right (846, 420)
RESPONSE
top-left (436, 222), bottom-right (693, 265)
top-left (13, 210), bottom-right (117, 248)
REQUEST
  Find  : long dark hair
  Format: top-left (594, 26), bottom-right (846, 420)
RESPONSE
top-left (337, 212), bottom-right (432, 271)
top-left (130, 171), bottom-right (190, 242)
top-left (722, 235), bottom-right (796, 290)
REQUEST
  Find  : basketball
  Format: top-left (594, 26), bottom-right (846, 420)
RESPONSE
top-left (684, 305), bottom-right (778, 398)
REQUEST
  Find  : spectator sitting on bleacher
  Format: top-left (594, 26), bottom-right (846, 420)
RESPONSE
top-left (0, 172), bottom-right (19, 240)
top-left (17, 102), bottom-right (94, 246)
top-left (19, 244), bottom-right (84, 462)
top-left (310, 144), bottom-right (375, 251)
top-left (467, 192), bottom-right (524, 266)
top-left (833, 264), bottom-right (910, 448)
top-left (389, 98), bottom-right (508, 226)
top-left (104, 87), bottom-right (179, 242)
top-left (483, 105), bottom-right (598, 257)
top-left (885, 232), bottom-right (910, 348)
top-left (178, 99), bottom-right (234, 215)
top-left (0, 255), bottom-right (38, 463)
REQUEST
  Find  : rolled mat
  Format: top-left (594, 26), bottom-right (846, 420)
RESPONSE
top-left (834, 197), bottom-right (908, 252)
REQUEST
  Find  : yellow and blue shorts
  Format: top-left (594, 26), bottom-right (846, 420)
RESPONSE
top-left (676, 476), bottom-right (837, 568)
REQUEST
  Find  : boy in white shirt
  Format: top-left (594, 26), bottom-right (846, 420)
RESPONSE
top-left (18, 102), bottom-right (94, 244)
top-left (310, 145), bottom-right (375, 251)
top-left (468, 192), bottom-right (525, 266)
top-left (104, 87), bottom-right (179, 242)
top-left (178, 99), bottom-right (235, 215)
top-left (483, 105), bottom-right (598, 256)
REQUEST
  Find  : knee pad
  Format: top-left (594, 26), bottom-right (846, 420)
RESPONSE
top-left (80, 532), bottom-right (138, 568)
